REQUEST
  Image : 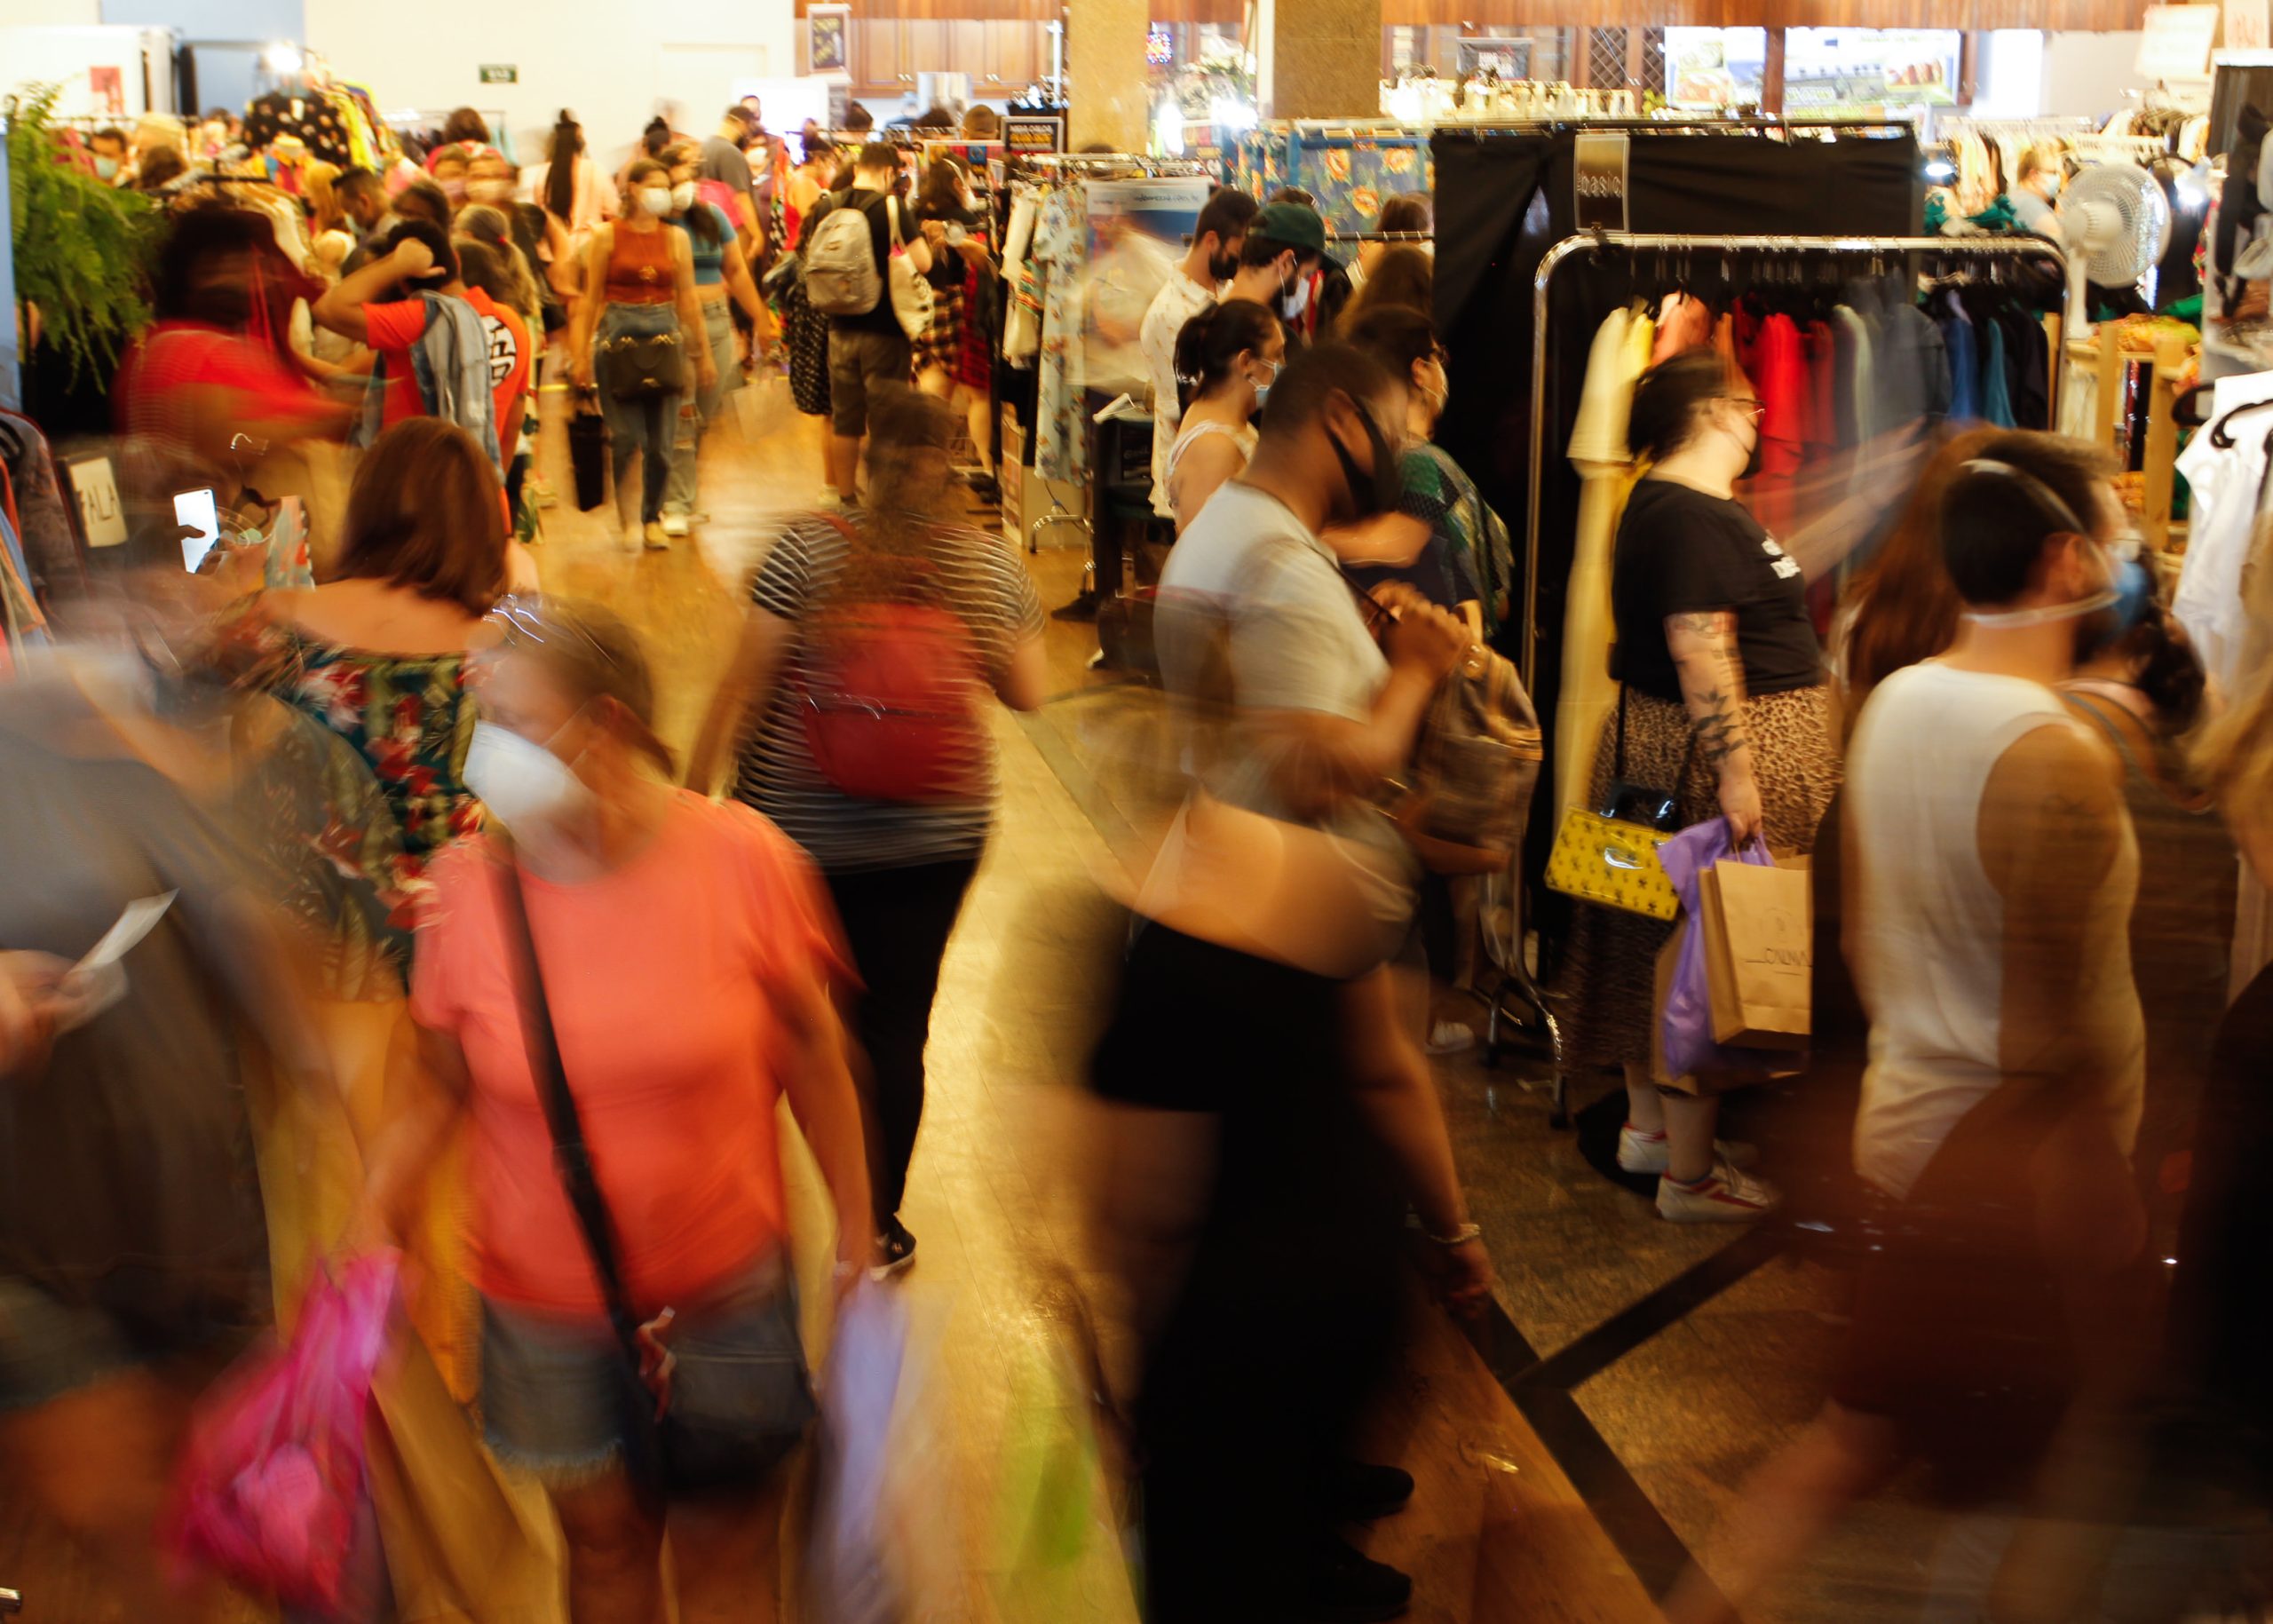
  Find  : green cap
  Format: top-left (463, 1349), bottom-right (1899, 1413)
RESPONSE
top-left (1249, 200), bottom-right (1326, 257)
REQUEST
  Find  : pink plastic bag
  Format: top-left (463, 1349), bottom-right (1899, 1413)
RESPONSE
top-left (166, 1251), bottom-right (400, 1610)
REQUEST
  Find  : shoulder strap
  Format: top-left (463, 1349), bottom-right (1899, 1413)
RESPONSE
top-left (492, 854), bottom-right (651, 1364)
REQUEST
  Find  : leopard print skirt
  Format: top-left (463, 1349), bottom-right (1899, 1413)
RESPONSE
top-left (1552, 683), bottom-right (1840, 1072)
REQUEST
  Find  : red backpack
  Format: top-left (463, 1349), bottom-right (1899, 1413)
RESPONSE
top-left (800, 516), bottom-right (986, 803)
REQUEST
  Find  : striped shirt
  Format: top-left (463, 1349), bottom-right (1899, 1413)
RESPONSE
top-left (735, 512), bottom-right (1046, 874)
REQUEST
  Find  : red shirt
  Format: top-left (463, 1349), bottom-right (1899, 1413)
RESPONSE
top-left (361, 288), bottom-right (529, 463)
top-left (411, 796), bottom-right (848, 1315)
top-left (115, 322), bottom-right (321, 448)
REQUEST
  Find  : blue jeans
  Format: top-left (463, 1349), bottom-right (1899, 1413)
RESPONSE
top-left (665, 297), bottom-right (738, 519)
top-left (596, 302), bottom-right (683, 524)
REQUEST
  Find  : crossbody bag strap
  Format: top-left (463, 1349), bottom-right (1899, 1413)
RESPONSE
top-left (492, 854), bottom-right (650, 1364)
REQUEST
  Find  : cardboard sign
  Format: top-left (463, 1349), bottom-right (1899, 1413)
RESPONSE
top-left (62, 453), bottom-right (126, 549)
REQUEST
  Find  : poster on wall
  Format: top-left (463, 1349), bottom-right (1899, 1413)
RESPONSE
top-left (1663, 28), bottom-right (1769, 108)
top-left (1083, 178), bottom-right (1211, 400)
top-left (1782, 29), bottom-right (1961, 115)
top-left (804, 4), bottom-right (850, 77)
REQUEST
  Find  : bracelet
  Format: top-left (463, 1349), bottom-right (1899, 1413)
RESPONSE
top-left (1422, 1222), bottom-right (1483, 1248)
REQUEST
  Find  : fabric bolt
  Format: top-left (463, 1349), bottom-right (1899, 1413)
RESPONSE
top-left (1980, 315), bottom-right (2015, 429)
top-left (1558, 304), bottom-right (1648, 827)
top-left (735, 513), bottom-right (1043, 874)
top-left (1032, 184), bottom-right (1089, 487)
top-left (2174, 369), bottom-right (2273, 690)
top-left (409, 799), bottom-right (843, 1317)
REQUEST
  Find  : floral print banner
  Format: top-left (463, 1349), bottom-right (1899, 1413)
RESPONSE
top-left (1232, 131), bottom-right (1434, 238)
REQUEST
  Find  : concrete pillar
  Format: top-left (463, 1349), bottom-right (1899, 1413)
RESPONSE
top-left (1258, 0), bottom-right (1382, 121)
top-left (1065, 0), bottom-right (1149, 152)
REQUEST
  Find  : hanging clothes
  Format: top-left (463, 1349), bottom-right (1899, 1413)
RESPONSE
top-left (2175, 373), bottom-right (2273, 692)
top-left (1980, 317), bottom-right (2016, 429)
top-left (1939, 291), bottom-right (1980, 422)
top-left (0, 411), bottom-right (87, 609)
top-left (1032, 182), bottom-right (1089, 488)
top-left (1650, 291), bottom-right (1713, 366)
top-left (1556, 303), bottom-right (1653, 827)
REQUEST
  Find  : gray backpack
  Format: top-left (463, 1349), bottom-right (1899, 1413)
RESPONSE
top-left (804, 194), bottom-right (883, 317)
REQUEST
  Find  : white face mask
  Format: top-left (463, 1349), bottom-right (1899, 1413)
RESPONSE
top-left (637, 186), bottom-right (672, 217)
top-left (670, 180), bottom-right (696, 213)
top-left (1961, 540), bottom-right (2119, 628)
top-left (463, 719), bottom-right (594, 834)
top-left (1281, 267), bottom-right (1311, 321)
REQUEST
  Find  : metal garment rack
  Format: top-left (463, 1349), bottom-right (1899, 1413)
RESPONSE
top-left (1520, 230), bottom-right (2072, 689)
top-left (1436, 115), bottom-right (1920, 140)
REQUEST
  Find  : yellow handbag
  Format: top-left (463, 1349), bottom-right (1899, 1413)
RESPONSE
top-left (1544, 686), bottom-right (1693, 922)
top-left (1547, 807), bottom-right (1678, 919)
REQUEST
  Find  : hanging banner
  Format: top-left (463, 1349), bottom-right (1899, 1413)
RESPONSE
top-left (1573, 133), bottom-right (1630, 232)
top-left (1083, 178), bottom-right (1211, 401)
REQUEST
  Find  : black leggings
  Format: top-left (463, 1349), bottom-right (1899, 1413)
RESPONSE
top-left (823, 857), bottom-right (979, 1226)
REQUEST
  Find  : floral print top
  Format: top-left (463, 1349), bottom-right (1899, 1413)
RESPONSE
top-left (217, 602), bottom-right (484, 988)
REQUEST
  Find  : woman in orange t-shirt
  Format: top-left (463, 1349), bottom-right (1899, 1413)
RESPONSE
top-left (358, 596), bottom-right (872, 1622)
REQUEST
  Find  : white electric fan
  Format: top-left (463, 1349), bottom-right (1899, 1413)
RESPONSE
top-left (2055, 160), bottom-right (2174, 337)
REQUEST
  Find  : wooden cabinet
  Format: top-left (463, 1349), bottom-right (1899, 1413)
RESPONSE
top-left (903, 20), bottom-right (951, 75)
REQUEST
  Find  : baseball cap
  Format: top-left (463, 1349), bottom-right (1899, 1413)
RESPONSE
top-left (1250, 200), bottom-right (1326, 257)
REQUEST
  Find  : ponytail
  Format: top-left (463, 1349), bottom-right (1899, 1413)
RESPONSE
top-left (544, 110), bottom-right (581, 224)
top-left (2133, 610), bottom-right (2209, 731)
top-left (1172, 297), bottom-right (1280, 411)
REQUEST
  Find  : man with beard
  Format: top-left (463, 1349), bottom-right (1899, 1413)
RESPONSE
top-left (1665, 432), bottom-right (2151, 1622)
top-left (1140, 187), bottom-right (1259, 520)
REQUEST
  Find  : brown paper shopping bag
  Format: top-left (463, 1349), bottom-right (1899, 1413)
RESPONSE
top-left (1699, 853), bottom-right (1812, 1050)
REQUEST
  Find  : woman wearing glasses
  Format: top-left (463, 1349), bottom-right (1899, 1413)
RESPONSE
top-left (1556, 349), bottom-right (1838, 1223)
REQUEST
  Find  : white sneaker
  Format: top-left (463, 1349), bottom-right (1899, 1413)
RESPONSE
top-left (660, 511), bottom-right (691, 538)
top-left (1656, 1160), bottom-right (1781, 1223)
top-left (1615, 1127), bottom-right (1760, 1176)
top-left (1425, 1020), bottom-right (1476, 1056)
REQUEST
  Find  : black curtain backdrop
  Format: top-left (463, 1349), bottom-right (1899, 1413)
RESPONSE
top-left (1428, 128), bottom-right (1920, 952)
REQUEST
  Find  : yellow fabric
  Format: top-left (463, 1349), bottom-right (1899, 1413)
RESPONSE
top-left (1556, 305), bottom-right (1653, 827)
top-left (243, 994), bottom-right (565, 1624)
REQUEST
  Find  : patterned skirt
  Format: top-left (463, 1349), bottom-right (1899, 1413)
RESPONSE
top-left (915, 277), bottom-right (968, 380)
top-left (1551, 684), bottom-right (1841, 1072)
top-left (782, 281), bottom-right (832, 418)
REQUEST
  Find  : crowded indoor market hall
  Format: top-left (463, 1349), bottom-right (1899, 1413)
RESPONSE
top-left (6, 1), bottom-right (2273, 1620)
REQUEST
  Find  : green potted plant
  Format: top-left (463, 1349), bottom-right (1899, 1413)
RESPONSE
top-left (9, 82), bottom-right (159, 388)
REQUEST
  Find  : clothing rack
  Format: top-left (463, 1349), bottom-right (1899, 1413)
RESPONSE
top-left (1436, 115), bottom-right (1919, 141)
top-left (1010, 152), bottom-right (1215, 176)
top-left (1520, 230), bottom-right (2072, 687)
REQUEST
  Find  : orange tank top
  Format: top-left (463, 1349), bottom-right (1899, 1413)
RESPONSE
top-left (604, 223), bottom-right (677, 305)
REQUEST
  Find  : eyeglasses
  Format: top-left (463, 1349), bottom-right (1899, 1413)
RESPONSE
top-left (484, 594), bottom-right (622, 668)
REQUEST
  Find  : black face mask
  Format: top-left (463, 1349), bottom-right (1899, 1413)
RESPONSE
top-left (1329, 398), bottom-right (1403, 521)
top-left (1208, 247), bottom-right (1239, 283)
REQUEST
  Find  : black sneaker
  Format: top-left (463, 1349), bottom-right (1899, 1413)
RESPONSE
top-left (1303, 1536), bottom-right (1413, 1622)
top-left (1049, 590), bottom-right (1100, 622)
top-left (1322, 1460), bottom-right (1415, 1522)
top-left (870, 1215), bottom-right (917, 1280)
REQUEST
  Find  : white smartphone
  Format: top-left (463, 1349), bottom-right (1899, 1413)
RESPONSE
top-left (175, 487), bottom-right (221, 573)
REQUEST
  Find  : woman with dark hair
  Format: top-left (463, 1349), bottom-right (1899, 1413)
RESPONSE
top-left (687, 392), bottom-right (1046, 1278)
top-left (526, 109), bottom-right (616, 238)
top-left (1337, 243), bottom-right (1433, 333)
top-left (1348, 193), bottom-right (1431, 294)
top-left (567, 156), bottom-right (713, 550)
top-left (440, 107), bottom-right (489, 148)
top-left (1555, 348), bottom-right (1838, 1222)
top-left (1165, 297), bottom-right (1283, 532)
top-left (1833, 425), bottom-right (2000, 711)
top-left (661, 140), bottom-right (772, 536)
top-left (2063, 597), bottom-right (2234, 1255)
top-left (215, 418), bottom-right (507, 966)
top-left (911, 155), bottom-right (997, 492)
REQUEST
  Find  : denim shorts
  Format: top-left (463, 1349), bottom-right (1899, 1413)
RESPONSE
top-left (479, 1254), bottom-right (815, 1484)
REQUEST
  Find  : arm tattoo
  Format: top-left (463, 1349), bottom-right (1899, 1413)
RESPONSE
top-left (1694, 687), bottom-right (1750, 765)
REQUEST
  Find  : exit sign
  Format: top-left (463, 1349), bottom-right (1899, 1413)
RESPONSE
top-left (479, 64), bottom-right (517, 83)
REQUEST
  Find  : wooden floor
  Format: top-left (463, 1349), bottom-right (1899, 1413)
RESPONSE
top-left (0, 390), bottom-right (1661, 1623)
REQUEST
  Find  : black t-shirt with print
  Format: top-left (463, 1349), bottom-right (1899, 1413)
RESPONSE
top-left (1610, 477), bottom-right (1823, 704)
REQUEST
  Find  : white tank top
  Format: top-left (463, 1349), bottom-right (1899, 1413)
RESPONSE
top-left (1846, 661), bottom-right (2143, 1200)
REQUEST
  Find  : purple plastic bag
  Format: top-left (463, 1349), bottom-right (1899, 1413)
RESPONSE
top-left (1658, 820), bottom-right (1797, 1081)
top-left (165, 1251), bottom-right (400, 1611)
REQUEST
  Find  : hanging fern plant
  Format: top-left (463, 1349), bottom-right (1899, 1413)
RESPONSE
top-left (8, 82), bottom-right (158, 386)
